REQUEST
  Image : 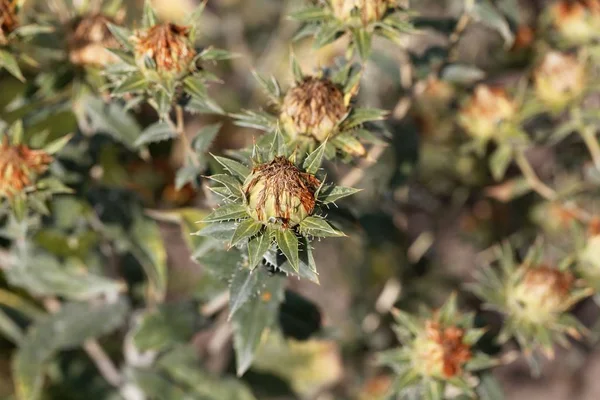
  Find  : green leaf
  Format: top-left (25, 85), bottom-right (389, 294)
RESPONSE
top-left (194, 221), bottom-right (238, 242)
top-left (185, 96), bottom-right (225, 115)
top-left (247, 233), bottom-right (271, 269)
top-left (5, 253), bottom-right (123, 301)
top-left (313, 22), bottom-right (343, 48)
top-left (42, 133), bottom-right (73, 155)
top-left (135, 121), bottom-right (176, 147)
top-left (302, 141), bottom-right (327, 174)
top-left (232, 275), bottom-right (285, 376)
top-left (341, 107), bottom-right (388, 130)
top-left (175, 164), bottom-right (201, 190)
top-left (107, 23), bottom-right (134, 51)
top-left (133, 301), bottom-right (202, 352)
top-left (331, 134), bottom-right (366, 157)
top-left (84, 96), bottom-right (142, 149)
top-left (183, 75), bottom-right (208, 99)
top-left (230, 219), bottom-right (263, 247)
top-left (200, 47), bottom-right (235, 61)
top-left (489, 144), bottom-right (513, 181)
top-left (0, 308), bottom-right (23, 344)
top-left (192, 123), bottom-right (222, 153)
top-left (228, 267), bottom-right (271, 320)
top-left (275, 229), bottom-right (299, 272)
top-left (204, 203), bottom-right (248, 222)
top-left (352, 28), bottom-right (372, 61)
top-left (208, 174), bottom-right (243, 198)
top-left (441, 63), bottom-right (486, 85)
top-left (232, 110), bottom-right (277, 131)
top-left (289, 6), bottom-right (328, 21)
top-left (13, 299), bottom-right (129, 400)
top-left (317, 185), bottom-right (360, 204)
top-left (290, 53), bottom-right (304, 83)
top-left (299, 216), bottom-right (345, 237)
top-left (471, 1), bottom-right (514, 47)
top-left (129, 212), bottom-right (168, 302)
top-left (212, 155), bottom-right (251, 181)
top-left (112, 73), bottom-right (148, 95)
top-left (142, 0), bottom-right (158, 27)
top-left (252, 71), bottom-right (281, 104)
top-left (0, 49), bottom-right (25, 82)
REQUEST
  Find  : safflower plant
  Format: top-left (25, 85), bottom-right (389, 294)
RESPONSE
top-left (3, 1), bottom-right (600, 400)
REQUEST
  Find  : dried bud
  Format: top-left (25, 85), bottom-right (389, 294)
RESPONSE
top-left (511, 266), bottom-right (574, 323)
top-left (412, 320), bottom-right (472, 379)
top-left (0, 137), bottom-right (52, 198)
top-left (67, 14), bottom-right (120, 67)
top-left (133, 23), bottom-right (196, 78)
top-left (458, 85), bottom-right (516, 140)
top-left (242, 156), bottom-right (321, 228)
top-left (551, 0), bottom-right (600, 44)
top-left (281, 77), bottom-right (348, 142)
top-left (331, 0), bottom-right (394, 25)
top-left (0, 0), bottom-right (18, 46)
top-left (534, 51), bottom-right (585, 108)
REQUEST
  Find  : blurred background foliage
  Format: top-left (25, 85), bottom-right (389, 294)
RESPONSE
top-left (2, 0), bottom-right (600, 399)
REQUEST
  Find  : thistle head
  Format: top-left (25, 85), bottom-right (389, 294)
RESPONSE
top-left (534, 51), bottom-right (586, 109)
top-left (67, 13), bottom-right (120, 67)
top-left (133, 22), bottom-right (196, 79)
top-left (242, 156), bottom-right (321, 229)
top-left (550, 0), bottom-right (600, 44)
top-left (331, 0), bottom-right (395, 25)
top-left (458, 85), bottom-right (516, 140)
top-left (0, 0), bottom-right (18, 46)
top-left (510, 265), bottom-right (574, 324)
top-left (0, 137), bottom-right (52, 198)
top-left (281, 77), bottom-right (348, 143)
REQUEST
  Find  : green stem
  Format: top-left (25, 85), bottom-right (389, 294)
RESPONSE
top-left (514, 148), bottom-right (556, 201)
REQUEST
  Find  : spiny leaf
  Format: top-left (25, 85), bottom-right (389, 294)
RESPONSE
top-left (299, 216), bottom-right (345, 238)
top-left (352, 28), bottom-right (372, 61)
top-left (107, 23), bottom-right (134, 51)
top-left (204, 203), bottom-right (248, 222)
top-left (275, 229), bottom-right (299, 272)
top-left (247, 233), bottom-right (271, 270)
top-left (317, 185), bottom-right (361, 204)
top-left (142, 0), bottom-right (158, 27)
top-left (194, 221), bottom-right (238, 242)
top-left (289, 6), bottom-right (329, 22)
top-left (228, 267), bottom-right (271, 320)
top-left (302, 141), bottom-right (327, 174)
top-left (112, 73), bottom-right (148, 95)
top-left (331, 134), bottom-right (366, 157)
top-left (341, 107), bottom-right (388, 130)
top-left (230, 219), bottom-right (263, 247)
top-left (212, 155), bottom-right (251, 181)
top-left (290, 53), bottom-right (304, 83)
top-left (0, 49), bottom-right (24, 82)
top-left (208, 174), bottom-right (243, 198)
top-left (192, 123), bottom-right (222, 153)
top-left (135, 122), bottom-right (176, 147)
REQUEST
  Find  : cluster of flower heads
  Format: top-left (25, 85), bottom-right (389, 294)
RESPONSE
top-left (378, 294), bottom-right (495, 398)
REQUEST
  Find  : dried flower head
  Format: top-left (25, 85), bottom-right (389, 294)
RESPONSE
top-left (67, 14), bottom-right (120, 67)
top-left (331, 0), bottom-right (395, 25)
top-left (0, 137), bottom-right (53, 198)
top-left (243, 156), bottom-right (321, 228)
top-left (413, 320), bottom-right (472, 379)
top-left (458, 85), bottom-right (516, 140)
top-left (133, 22), bottom-right (196, 77)
top-left (534, 51), bottom-right (586, 109)
top-left (551, 0), bottom-right (600, 44)
top-left (0, 0), bottom-right (18, 46)
top-left (281, 77), bottom-right (348, 143)
top-left (511, 265), bottom-right (574, 324)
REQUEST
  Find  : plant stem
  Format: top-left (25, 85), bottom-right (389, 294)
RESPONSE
top-left (514, 148), bottom-right (556, 201)
top-left (174, 105), bottom-right (200, 168)
top-left (580, 126), bottom-right (600, 170)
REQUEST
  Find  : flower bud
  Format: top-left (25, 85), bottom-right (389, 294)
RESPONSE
top-left (67, 14), bottom-right (120, 67)
top-left (331, 0), bottom-right (394, 25)
top-left (412, 320), bottom-right (472, 379)
top-left (242, 156), bottom-right (321, 228)
top-left (550, 0), bottom-right (600, 44)
top-left (458, 85), bottom-right (516, 140)
top-left (133, 23), bottom-right (196, 79)
top-left (0, 137), bottom-right (52, 198)
top-left (0, 0), bottom-right (18, 46)
top-left (510, 265), bottom-right (574, 324)
top-left (281, 77), bottom-right (348, 142)
top-left (534, 51), bottom-right (585, 109)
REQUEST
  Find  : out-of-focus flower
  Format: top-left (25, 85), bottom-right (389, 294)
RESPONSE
top-left (331, 0), bottom-right (395, 25)
top-left (0, 137), bottom-right (53, 198)
top-left (511, 25), bottom-right (535, 52)
top-left (534, 51), bottom-right (586, 109)
top-left (550, 0), bottom-right (600, 44)
top-left (378, 295), bottom-right (495, 398)
top-left (133, 22), bottom-right (196, 79)
top-left (0, 0), bottom-right (18, 46)
top-left (412, 76), bottom-right (455, 141)
top-left (243, 156), bottom-right (321, 228)
top-left (67, 14), bottom-right (120, 67)
top-left (281, 77), bottom-right (348, 143)
top-left (458, 85), bottom-right (516, 140)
